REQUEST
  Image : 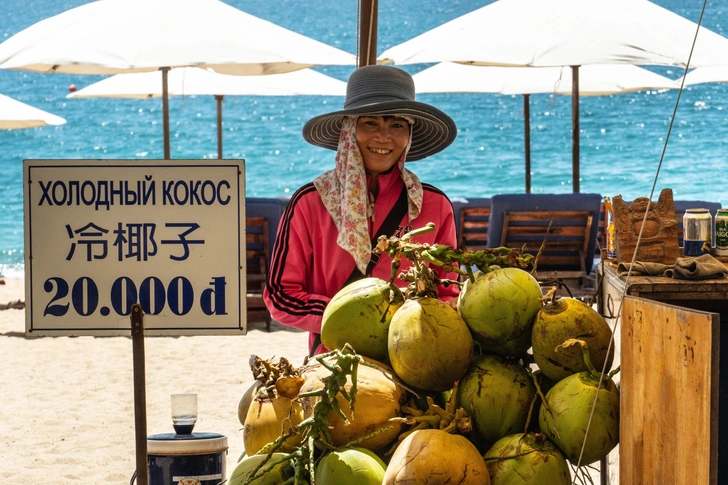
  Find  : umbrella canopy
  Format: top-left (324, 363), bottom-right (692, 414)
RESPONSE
top-left (0, 92), bottom-right (66, 129)
top-left (0, 0), bottom-right (355, 157)
top-left (379, 0), bottom-right (728, 68)
top-left (413, 62), bottom-right (679, 96)
top-left (67, 67), bottom-right (347, 158)
top-left (379, 0), bottom-right (728, 192)
top-left (679, 66), bottom-right (728, 86)
top-left (413, 63), bottom-right (678, 192)
top-left (66, 67), bottom-right (347, 98)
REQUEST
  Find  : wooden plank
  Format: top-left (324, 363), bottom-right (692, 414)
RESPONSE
top-left (620, 296), bottom-right (719, 485)
top-left (459, 207), bottom-right (491, 251)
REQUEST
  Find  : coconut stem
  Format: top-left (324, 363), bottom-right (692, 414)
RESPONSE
top-left (557, 338), bottom-right (599, 377)
top-left (372, 223), bottom-right (535, 294)
top-left (608, 365), bottom-right (621, 379)
top-left (524, 381), bottom-right (538, 433)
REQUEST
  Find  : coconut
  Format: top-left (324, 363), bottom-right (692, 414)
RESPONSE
top-left (532, 296), bottom-right (614, 381)
top-left (298, 356), bottom-right (404, 451)
top-left (484, 433), bottom-right (571, 485)
top-left (238, 381), bottom-right (263, 426)
top-left (538, 369), bottom-right (620, 465)
top-left (315, 447), bottom-right (387, 485)
top-left (457, 354), bottom-right (536, 450)
top-left (321, 277), bottom-right (405, 361)
top-left (243, 395), bottom-right (304, 455)
top-left (383, 429), bottom-right (490, 485)
top-left (388, 297), bottom-right (473, 391)
top-left (457, 267), bottom-right (542, 357)
top-left (227, 452), bottom-right (291, 485)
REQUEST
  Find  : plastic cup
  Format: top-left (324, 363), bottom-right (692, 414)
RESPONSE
top-left (171, 393), bottom-right (197, 435)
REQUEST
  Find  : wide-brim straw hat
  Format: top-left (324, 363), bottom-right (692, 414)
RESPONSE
top-left (302, 65), bottom-right (457, 161)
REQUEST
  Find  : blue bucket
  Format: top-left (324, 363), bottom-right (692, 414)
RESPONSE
top-left (147, 432), bottom-right (228, 485)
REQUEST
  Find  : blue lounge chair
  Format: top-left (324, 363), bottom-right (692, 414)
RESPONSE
top-left (488, 193), bottom-right (603, 298)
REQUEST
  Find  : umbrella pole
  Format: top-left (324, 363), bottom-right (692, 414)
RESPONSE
top-left (162, 67), bottom-right (171, 159)
top-left (571, 65), bottom-right (580, 193)
top-left (524, 94), bottom-right (531, 194)
top-left (358, 0), bottom-right (378, 67)
top-left (216, 95), bottom-right (223, 159)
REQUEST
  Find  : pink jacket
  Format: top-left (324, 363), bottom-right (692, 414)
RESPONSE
top-left (264, 168), bottom-right (459, 355)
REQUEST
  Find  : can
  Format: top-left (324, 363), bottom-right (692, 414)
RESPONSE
top-left (683, 208), bottom-right (712, 257)
top-left (606, 221), bottom-right (617, 258)
top-left (715, 209), bottom-right (728, 256)
top-left (147, 432), bottom-right (228, 485)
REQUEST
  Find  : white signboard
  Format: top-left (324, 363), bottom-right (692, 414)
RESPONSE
top-left (24, 159), bottom-right (246, 337)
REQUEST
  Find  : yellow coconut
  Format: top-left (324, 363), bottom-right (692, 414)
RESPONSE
top-left (243, 395), bottom-right (304, 455)
top-left (298, 357), bottom-right (404, 451)
top-left (383, 429), bottom-right (490, 485)
top-left (238, 381), bottom-right (263, 426)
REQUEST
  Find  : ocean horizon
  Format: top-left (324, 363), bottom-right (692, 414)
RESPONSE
top-left (3, 0), bottom-right (728, 278)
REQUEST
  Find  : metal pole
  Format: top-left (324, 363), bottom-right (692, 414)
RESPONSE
top-left (358, 0), bottom-right (378, 68)
top-left (162, 67), bottom-right (171, 160)
top-left (131, 304), bottom-right (148, 485)
top-left (215, 95), bottom-right (223, 160)
top-left (572, 65), bottom-right (580, 193)
top-left (524, 94), bottom-right (531, 194)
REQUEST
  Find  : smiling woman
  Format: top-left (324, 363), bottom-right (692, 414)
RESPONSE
top-left (263, 65), bottom-right (460, 357)
top-left (356, 116), bottom-right (410, 189)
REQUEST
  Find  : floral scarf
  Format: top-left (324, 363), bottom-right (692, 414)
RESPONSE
top-left (313, 116), bottom-right (424, 274)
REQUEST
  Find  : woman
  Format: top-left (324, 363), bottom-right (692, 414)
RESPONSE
top-left (263, 65), bottom-right (459, 356)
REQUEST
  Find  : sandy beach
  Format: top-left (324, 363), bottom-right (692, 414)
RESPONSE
top-left (0, 277), bottom-right (308, 484)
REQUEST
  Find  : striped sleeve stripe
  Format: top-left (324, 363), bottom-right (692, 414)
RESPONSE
top-left (422, 183), bottom-right (454, 211)
top-left (266, 183), bottom-right (328, 315)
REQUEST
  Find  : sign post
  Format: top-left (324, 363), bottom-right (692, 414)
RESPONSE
top-left (131, 303), bottom-right (148, 485)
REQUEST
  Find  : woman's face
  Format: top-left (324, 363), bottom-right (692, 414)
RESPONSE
top-left (355, 116), bottom-right (410, 176)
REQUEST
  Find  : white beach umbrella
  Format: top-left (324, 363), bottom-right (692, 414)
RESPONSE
top-left (413, 62), bottom-right (678, 192)
top-left (0, 0), bottom-right (356, 158)
top-left (679, 65), bottom-right (728, 86)
top-left (380, 0), bottom-right (728, 192)
top-left (67, 67), bottom-right (347, 158)
top-left (379, 0), bottom-right (728, 68)
top-left (414, 63), bottom-right (679, 96)
top-left (0, 92), bottom-right (66, 129)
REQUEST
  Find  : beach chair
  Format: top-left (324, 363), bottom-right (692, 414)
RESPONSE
top-left (245, 198), bottom-right (283, 332)
top-left (454, 197), bottom-right (492, 251)
top-left (596, 200), bottom-right (608, 256)
top-left (245, 216), bottom-right (272, 331)
top-left (488, 193), bottom-right (602, 298)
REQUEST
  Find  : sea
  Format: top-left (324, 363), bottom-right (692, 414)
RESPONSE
top-left (2, 0), bottom-right (728, 278)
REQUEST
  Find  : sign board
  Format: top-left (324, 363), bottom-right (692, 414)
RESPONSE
top-left (24, 159), bottom-right (246, 337)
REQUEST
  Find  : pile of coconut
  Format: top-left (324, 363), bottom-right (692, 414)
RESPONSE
top-left (231, 225), bottom-right (618, 485)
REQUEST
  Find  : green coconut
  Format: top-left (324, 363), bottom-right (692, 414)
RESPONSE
top-left (457, 267), bottom-right (542, 357)
top-left (532, 296), bottom-right (614, 381)
top-left (315, 447), bottom-right (387, 485)
top-left (538, 341), bottom-right (620, 466)
top-left (484, 433), bottom-right (571, 485)
top-left (227, 452), bottom-right (291, 485)
top-left (456, 354), bottom-right (536, 450)
top-left (388, 297), bottom-right (473, 392)
top-left (321, 277), bottom-right (405, 361)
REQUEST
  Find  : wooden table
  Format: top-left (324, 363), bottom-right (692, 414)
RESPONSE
top-left (596, 262), bottom-right (727, 485)
top-left (598, 261), bottom-right (728, 315)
